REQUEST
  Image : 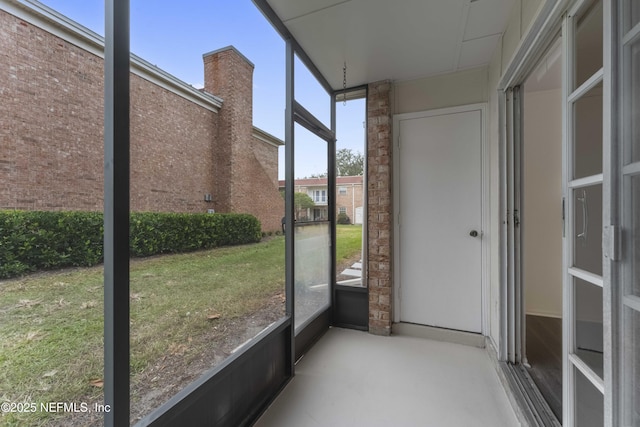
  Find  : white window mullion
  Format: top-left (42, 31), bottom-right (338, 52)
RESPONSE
top-left (569, 173), bottom-right (604, 188)
top-left (568, 267), bottom-right (604, 287)
top-left (568, 67), bottom-right (604, 103)
top-left (622, 21), bottom-right (640, 45)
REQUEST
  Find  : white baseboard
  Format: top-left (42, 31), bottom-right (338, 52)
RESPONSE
top-left (392, 322), bottom-right (485, 348)
top-left (525, 311), bottom-right (562, 319)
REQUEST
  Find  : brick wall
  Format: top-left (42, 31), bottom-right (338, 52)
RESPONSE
top-left (367, 80), bottom-right (393, 336)
top-left (0, 12), bottom-right (104, 210)
top-left (1, 9), bottom-right (283, 231)
top-left (130, 75), bottom-right (218, 213)
top-left (251, 132), bottom-right (280, 189)
top-left (336, 180), bottom-right (364, 224)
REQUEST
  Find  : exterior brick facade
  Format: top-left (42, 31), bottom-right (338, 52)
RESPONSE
top-left (130, 75), bottom-right (218, 213)
top-left (0, 10), bottom-right (104, 210)
top-left (367, 80), bottom-right (393, 335)
top-left (0, 6), bottom-right (283, 231)
top-left (279, 176), bottom-right (364, 224)
top-left (336, 176), bottom-right (364, 224)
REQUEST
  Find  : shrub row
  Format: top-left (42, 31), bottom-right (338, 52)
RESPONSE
top-left (0, 211), bottom-right (262, 279)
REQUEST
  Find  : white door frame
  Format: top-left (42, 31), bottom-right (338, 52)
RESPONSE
top-left (498, 0), bottom-right (620, 424)
top-left (392, 103), bottom-right (490, 335)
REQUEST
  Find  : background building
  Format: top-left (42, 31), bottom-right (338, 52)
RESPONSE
top-left (279, 175), bottom-right (363, 223)
top-left (0, 4), bottom-right (284, 231)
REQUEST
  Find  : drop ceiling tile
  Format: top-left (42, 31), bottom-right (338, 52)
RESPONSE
top-left (268, 0), bottom-right (349, 22)
top-left (464, 0), bottom-right (513, 41)
top-left (264, 0), bottom-right (513, 89)
top-left (457, 33), bottom-right (501, 69)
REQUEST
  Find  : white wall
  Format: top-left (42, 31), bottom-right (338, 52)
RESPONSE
top-left (392, 0), bottom-right (552, 351)
top-left (522, 88), bottom-right (563, 318)
top-left (500, 0), bottom-right (546, 72)
top-left (394, 67), bottom-right (488, 114)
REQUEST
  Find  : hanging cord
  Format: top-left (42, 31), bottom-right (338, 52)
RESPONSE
top-left (343, 62), bottom-right (347, 106)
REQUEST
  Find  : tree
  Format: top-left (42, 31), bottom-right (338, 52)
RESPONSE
top-left (294, 192), bottom-right (315, 220)
top-left (336, 148), bottom-right (364, 176)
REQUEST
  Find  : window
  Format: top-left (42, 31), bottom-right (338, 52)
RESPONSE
top-left (294, 125), bottom-right (330, 331)
top-left (312, 190), bottom-right (326, 203)
top-left (335, 97), bottom-right (366, 291)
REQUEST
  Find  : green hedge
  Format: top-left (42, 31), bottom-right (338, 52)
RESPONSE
top-left (0, 211), bottom-right (261, 279)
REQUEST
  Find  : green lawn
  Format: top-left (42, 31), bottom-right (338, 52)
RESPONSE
top-left (0, 226), bottom-right (363, 425)
top-left (336, 224), bottom-right (363, 266)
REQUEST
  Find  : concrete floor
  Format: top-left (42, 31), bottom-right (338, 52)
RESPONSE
top-left (255, 327), bottom-right (520, 427)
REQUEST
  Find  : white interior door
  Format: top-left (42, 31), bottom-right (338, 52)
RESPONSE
top-left (397, 107), bottom-right (483, 333)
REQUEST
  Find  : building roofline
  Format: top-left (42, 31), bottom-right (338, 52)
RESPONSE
top-left (2, 0), bottom-right (224, 112)
top-left (253, 127), bottom-right (284, 147)
top-left (278, 175), bottom-right (364, 187)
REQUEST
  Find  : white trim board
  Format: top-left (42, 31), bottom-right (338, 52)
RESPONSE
top-left (392, 322), bottom-right (486, 348)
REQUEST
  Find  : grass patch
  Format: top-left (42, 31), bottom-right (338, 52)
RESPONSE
top-left (336, 224), bottom-right (363, 265)
top-left (0, 228), bottom-right (362, 425)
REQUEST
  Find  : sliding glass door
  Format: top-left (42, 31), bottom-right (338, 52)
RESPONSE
top-left (564, 1), bottom-right (605, 425)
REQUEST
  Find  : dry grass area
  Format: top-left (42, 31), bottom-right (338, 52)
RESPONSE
top-left (0, 237), bottom-right (285, 426)
top-left (0, 226), bottom-right (363, 426)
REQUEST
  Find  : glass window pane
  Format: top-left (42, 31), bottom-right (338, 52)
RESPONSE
top-left (294, 222), bottom-right (331, 331)
top-left (574, 278), bottom-right (603, 378)
top-left (574, 366), bottom-right (604, 427)
top-left (626, 174), bottom-right (640, 297)
top-left (1, 2), bottom-right (106, 425)
top-left (622, 306), bottom-right (640, 425)
top-left (336, 98), bottom-right (366, 287)
top-left (574, 0), bottom-right (603, 91)
top-left (294, 55), bottom-right (330, 128)
top-left (628, 40), bottom-right (640, 164)
top-left (294, 125), bottom-right (330, 331)
top-left (573, 184), bottom-right (603, 276)
top-left (126, 1), bottom-right (287, 421)
top-left (574, 82), bottom-right (603, 179)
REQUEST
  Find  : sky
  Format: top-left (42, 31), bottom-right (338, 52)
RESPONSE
top-left (38, 0), bottom-right (365, 179)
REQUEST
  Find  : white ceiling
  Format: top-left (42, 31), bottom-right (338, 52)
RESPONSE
top-left (264, 0), bottom-right (515, 90)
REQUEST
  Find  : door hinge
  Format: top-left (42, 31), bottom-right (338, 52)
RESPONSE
top-left (514, 209), bottom-right (520, 227)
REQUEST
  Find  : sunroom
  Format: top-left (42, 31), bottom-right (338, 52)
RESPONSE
top-left (20, 0), bottom-right (637, 425)
top-left (248, 0), bottom-right (636, 425)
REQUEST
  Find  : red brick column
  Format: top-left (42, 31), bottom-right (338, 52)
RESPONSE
top-left (367, 81), bottom-right (393, 336)
top-left (203, 46), bottom-right (254, 214)
top-left (203, 46), bottom-right (284, 231)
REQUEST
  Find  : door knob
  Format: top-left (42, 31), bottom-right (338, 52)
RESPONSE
top-left (469, 230), bottom-right (479, 237)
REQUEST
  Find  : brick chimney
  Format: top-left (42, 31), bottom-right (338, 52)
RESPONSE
top-left (203, 46), bottom-right (254, 214)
